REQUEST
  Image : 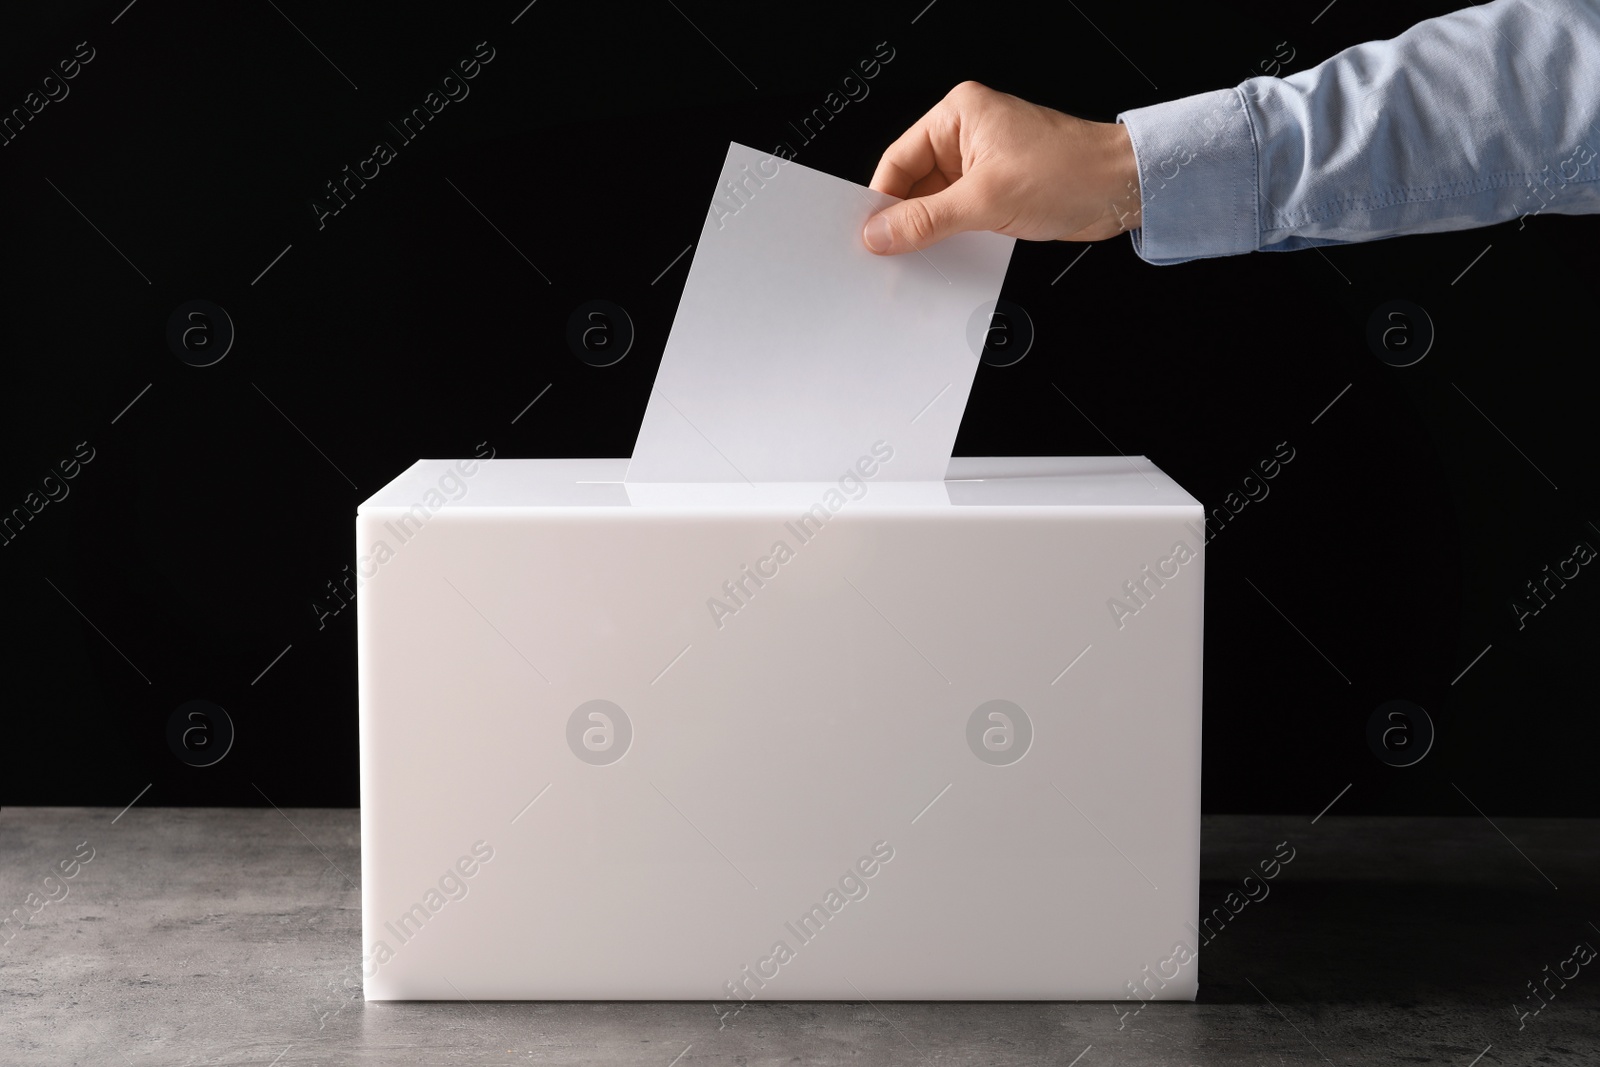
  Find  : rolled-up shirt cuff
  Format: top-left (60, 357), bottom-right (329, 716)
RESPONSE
top-left (1116, 87), bottom-right (1262, 265)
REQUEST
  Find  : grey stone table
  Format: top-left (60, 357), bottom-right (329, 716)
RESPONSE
top-left (2, 808), bottom-right (1596, 1065)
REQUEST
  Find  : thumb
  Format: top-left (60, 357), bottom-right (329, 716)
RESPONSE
top-left (862, 184), bottom-right (990, 255)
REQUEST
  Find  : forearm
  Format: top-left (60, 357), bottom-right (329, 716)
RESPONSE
top-left (1117, 0), bottom-right (1600, 264)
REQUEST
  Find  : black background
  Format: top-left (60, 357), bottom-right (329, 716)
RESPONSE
top-left (1, 0), bottom-right (1592, 813)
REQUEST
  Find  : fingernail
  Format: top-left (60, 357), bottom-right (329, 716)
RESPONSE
top-left (863, 214), bottom-right (892, 253)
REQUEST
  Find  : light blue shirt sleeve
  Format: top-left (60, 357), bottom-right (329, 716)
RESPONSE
top-left (1116, 0), bottom-right (1600, 264)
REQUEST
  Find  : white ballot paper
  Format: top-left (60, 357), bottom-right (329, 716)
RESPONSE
top-left (626, 141), bottom-right (1017, 483)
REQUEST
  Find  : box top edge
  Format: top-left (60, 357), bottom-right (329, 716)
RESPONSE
top-left (356, 457), bottom-right (1202, 512)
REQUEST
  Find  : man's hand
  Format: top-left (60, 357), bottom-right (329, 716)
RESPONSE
top-left (863, 80), bottom-right (1141, 255)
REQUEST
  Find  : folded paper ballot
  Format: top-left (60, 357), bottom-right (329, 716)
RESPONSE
top-left (626, 141), bottom-right (1017, 483)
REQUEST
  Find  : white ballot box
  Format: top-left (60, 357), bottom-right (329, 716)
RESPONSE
top-left (356, 453), bottom-right (1205, 1004)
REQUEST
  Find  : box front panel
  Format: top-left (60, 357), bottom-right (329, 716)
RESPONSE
top-left (358, 502), bottom-right (1203, 1001)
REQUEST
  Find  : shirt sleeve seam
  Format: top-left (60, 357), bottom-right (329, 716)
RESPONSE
top-left (1238, 86), bottom-right (1264, 252)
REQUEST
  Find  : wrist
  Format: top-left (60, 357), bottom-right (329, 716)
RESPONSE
top-left (1103, 121), bottom-right (1141, 233)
